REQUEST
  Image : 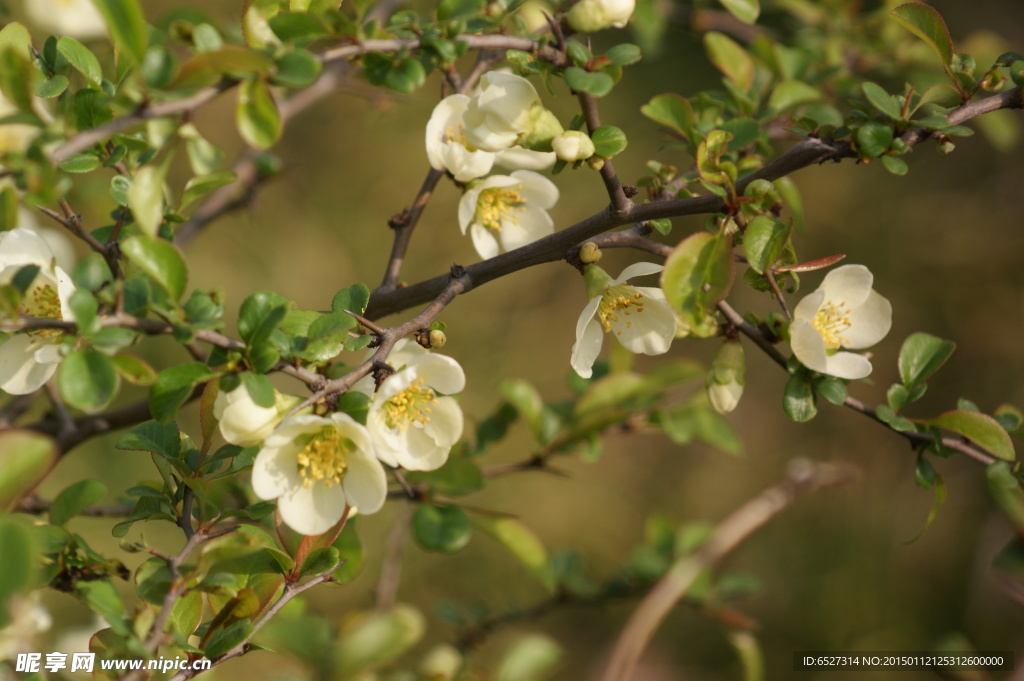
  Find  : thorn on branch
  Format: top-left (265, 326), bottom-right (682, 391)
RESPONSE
top-left (622, 186), bottom-right (638, 198)
top-left (372, 361), bottom-right (396, 390)
top-left (388, 208), bottom-right (411, 230)
top-left (449, 263), bottom-right (466, 279)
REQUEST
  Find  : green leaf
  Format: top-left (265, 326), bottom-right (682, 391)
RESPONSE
top-left (0, 430), bottom-right (57, 511)
top-left (268, 11), bottom-right (329, 43)
top-left (899, 332), bottom-right (956, 390)
top-left (661, 230), bottom-right (734, 324)
top-left (889, 2), bottom-right (954, 67)
top-left (717, 0), bottom-right (759, 24)
top-left (50, 480), bottom-right (108, 526)
top-left (887, 383), bottom-right (910, 411)
top-left (110, 175), bottom-right (131, 206)
top-left (59, 153), bottom-right (102, 173)
top-left (57, 37), bottom-right (103, 87)
top-left (704, 32), bottom-right (754, 92)
top-left (92, 0), bottom-right (149, 65)
top-left (57, 349), bottom-right (120, 410)
top-left (112, 354), bottom-right (158, 386)
top-left (476, 517), bottom-right (555, 594)
top-left (204, 620), bottom-right (255, 659)
top-left (240, 371), bottom-right (275, 408)
top-left (121, 235), bottom-right (188, 301)
top-left (812, 376), bottom-right (847, 406)
top-left (127, 164), bottom-right (168, 237)
top-left (875, 404), bottom-right (916, 431)
top-left (742, 216), bottom-right (789, 274)
top-left (906, 456), bottom-right (945, 543)
top-left (331, 283), bottom-right (370, 315)
top-left (564, 67), bottom-right (614, 97)
top-left (168, 590), bottom-right (203, 638)
top-left (335, 605), bottom-right (425, 678)
top-left (497, 634), bottom-right (562, 681)
top-left (150, 363), bottom-right (218, 423)
top-left (782, 375), bottom-right (816, 422)
top-left (855, 122), bottom-right (894, 158)
top-left (174, 48), bottom-right (275, 89)
top-left (181, 171), bottom-right (237, 210)
top-left (36, 74), bottom-right (70, 98)
top-left (272, 48), bottom-right (322, 88)
top-left (299, 546), bottom-right (340, 577)
top-left (383, 57), bottom-right (426, 94)
top-left (412, 504), bottom-right (471, 553)
top-left (0, 46), bottom-right (34, 112)
top-left (881, 155), bottom-right (908, 176)
top-left (919, 410), bottom-right (1015, 461)
top-left (767, 80), bottom-right (821, 113)
top-left (0, 518), bottom-right (35, 626)
top-left (116, 420), bottom-right (181, 458)
top-left (239, 291), bottom-right (289, 346)
top-left (606, 43), bottom-right (642, 66)
top-left (640, 93), bottom-right (695, 141)
top-left (590, 125), bottom-right (627, 157)
top-left (141, 46), bottom-right (178, 88)
top-left (861, 82), bottom-right (904, 120)
top-left (500, 379), bottom-right (547, 442)
top-left (236, 78), bottom-right (281, 149)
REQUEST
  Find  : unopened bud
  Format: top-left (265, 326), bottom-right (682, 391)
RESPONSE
top-left (586, 155), bottom-right (605, 171)
top-left (429, 329), bottom-right (447, 348)
top-left (552, 130), bottom-right (596, 162)
top-left (579, 241), bottom-right (602, 264)
top-left (706, 340), bottom-right (745, 414)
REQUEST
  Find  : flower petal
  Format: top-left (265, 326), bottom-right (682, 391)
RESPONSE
top-left (609, 288), bottom-right (675, 355)
top-left (251, 442), bottom-right (303, 500)
top-left (0, 335), bottom-right (58, 394)
top-left (499, 204), bottom-right (553, 252)
top-left (423, 396), bottom-right (463, 449)
top-left (341, 446), bottom-right (387, 515)
top-left (842, 290), bottom-right (892, 349)
top-left (819, 264), bottom-right (873, 310)
top-left (792, 289), bottom-right (824, 322)
top-left (278, 479), bottom-right (347, 536)
top-left (495, 147), bottom-right (555, 171)
top-left (614, 261), bottom-right (664, 284)
top-left (571, 306), bottom-right (604, 378)
top-left (0, 228), bottom-right (57, 271)
top-left (823, 351), bottom-right (874, 380)
top-left (789, 318), bottom-right (829, 374)
top-left (414, 354), bottom-right (466, 395)
top-left (397, 426), bottom-right (449, 471)
top-left (511, 170), bottom-right (559, 209)
top-left (470, 224), bottom-right (500, 260)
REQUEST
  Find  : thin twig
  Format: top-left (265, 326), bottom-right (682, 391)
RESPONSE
top-left (576, 91), bottom-right (631, 215)
top-left (375, 502), bottom-right (413, 611)
top-left (600, 459), bottom-right (859, 681)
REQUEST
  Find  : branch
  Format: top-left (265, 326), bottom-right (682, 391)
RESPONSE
top-left (576, 91), bottom-right (632, 214)
top-left (600, 459), bottom-right (859, 681)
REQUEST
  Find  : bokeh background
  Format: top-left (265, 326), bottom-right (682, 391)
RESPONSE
top-left (8, 0), bottom-right (1024, 678)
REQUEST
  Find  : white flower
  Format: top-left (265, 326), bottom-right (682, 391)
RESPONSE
top-left (251, 413), bottom-right (387, 535)
top-left (494, 146), bottom-right (556, 172)
top-left (23, 0), bottom-right (108, 40)
top-left (463, 72), bottom-right (562, 153)
top-left (458, 170), bottom-right (558, 260)
top-left (214, 383), bottom-right (303, 448)
top-left (552, 130), bottom-right (595, 162)
top-left (0, 227), bottom-right (76, 395)
top-left (706, 340), bottom-right (744, 414)
top-left (571, 263), bottom-right (676, 379)
top-left (365, 340), bottom-right (465, 472)
top-left (789, 264), bottom-right (892, 380)
top-left (426, 95), bottom-right (497, 182)
top-left (566, 0), bottom-right (636, 32)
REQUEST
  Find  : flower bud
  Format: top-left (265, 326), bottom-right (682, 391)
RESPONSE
top-left (552, 130), bottom-right (596, 162)
top-left (706, 340), bottom-right (745, 414)
top-left (429, 329), bottom-right (447, 348)
top-left (587, 155), bottom-right (605, 171)
top-left (419, 644), bottom-right (462, 680)
top-left (566, 0), bottom-right (636, 32)
top-left (516, 105), bottom-right (565, 152)
top-left (579, 241), bottom-right (602, 264)
top-left (214, 384), bottom-right (303, 447)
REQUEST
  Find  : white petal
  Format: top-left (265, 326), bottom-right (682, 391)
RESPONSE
top-left (511, 170), bottom-right (559, 209)
top-left (425, 95), bottom-right (469, 169)
top-left (609, 289), bottom-right (675, 355)
top-left (470, 224), bottom-right (500, 260)
top-left (842, 290), bottom-right (893, 349)
top-left (0, 335), bottom-right (58, 394)
top-left (789, 318), bottom-right (829, 374)
top-left (423, 396), bottom-right (463, 448)
top-left (823, 352), bottom-right (874, 380)
top-left (615, 261), bottom-right (664, 284)
top-left (54, 266), bottom-right (77, 322)
top-left (458, 187), bottom-right (483, 234)
top-left (819, 264), bottom-right (873, 310)
top-left (398, 427), bottom-right (450, 472)
top-left (0, 228), bottom-right (57, 271)
top-left (366, 407), bottom-right (401, 467)
top-left (341, 446), bottom-right (387, 515)
top-left (278, 479), bottom-right (347, 536)
top-left (500, 204), bottom-right (553, 252)
top-left (792, 289), bottom-right (825, 322)
top-left (571, 316), bottom-right (604, 378)
top-left (495, 147), bottom-right (556, 171)
top-left (251, 442), bottom-right (303, 500)
top-left (414, 354), bottom-right (466, 395)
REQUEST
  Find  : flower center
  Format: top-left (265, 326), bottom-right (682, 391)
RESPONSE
top-left (475, 185), bottom-right (525, 233)
top-left (598, 285), bottom-right (646, 335)
top-left (443, 124), bottom-right (475, 151)
top-left (811, 300), bottom-right (852, 350)
top-left (19, 281), bottom-right (64, 340)
top-left (383, 378), bottom-right (437, 430)
top-left (296, 428), bottom-right (352, 489)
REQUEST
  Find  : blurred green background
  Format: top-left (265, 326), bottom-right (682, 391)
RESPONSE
top-left (10, 0), bottom-right (1024, 678)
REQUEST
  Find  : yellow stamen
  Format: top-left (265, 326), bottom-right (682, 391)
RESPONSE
top-left (383, 378), bottom-right (438, 430)
top-left (18, 280), bottom-right (64, 340)
top-left (475, 184), bottom-right (525, 233)
top-left (296, 427), bottom-right (352, 489)
top-left (812, 300), bottom-right (852, 350)
top-left (598, 284), bottom-right (646, 333)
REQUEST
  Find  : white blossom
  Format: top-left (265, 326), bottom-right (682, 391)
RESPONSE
top-left (463, 72), bottom-right (563, 153)
top-left (458, 170), bottom-right (558, 260)
top-left (23, 0), bottom-right (108, 40)
top-left (551, 130), bottom-right (596, 162)
top-left (789, 264), bottom-right (892, 380)
top-left (364, 340), bottom-right (465, 472)
top-left (214, 383), bottom-right (303, 448)
top-left (251, 413), bottom-right (387, 535)
top-left (571, 263), bottom-right (676, 378)
top-left (425, 95), bottom-right (498, 182)
top-left (0, 228), bottom-right (76, 395)
top-left (706, 340), bottom-right (745, 414)
top-left (566, 0), bottom-right (636, 32)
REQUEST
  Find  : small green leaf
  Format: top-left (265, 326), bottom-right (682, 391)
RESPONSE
top-left (890, 2), bottom-right (954, 67)
top-left (717, 0), bottom-right (759, 23)
top-left (887, 383), bottom-right (910, 411)
top-left (110, 175), bottom-right (131, 206)
top-left (782, 375), bottom-right (816, 422)
top-left (768, 80), bottom-right (821, 112)
top-left (861, 82), bottom-right (904, 120)
top-left (875, 404), bottom-right (916, 431)
top-left (331, 283), bottom-right (370, 315)
top-left (906, 455), bottom-right (945, 543)
top-left (0, 46), bottom-right (34, 112)
top-left (0, 430), bottom-right (57, 511)
top-left (59, 153), bottom-right (102, 173)
top-left (150, 363), bottom-right (218, 423)
top-left (812, 376), bottom-right (847, 406)
top-left (412, 504), bottom-right (471, 553)
top-left (236, 78), bottom-right (281, 149)
top-left (476, 517), bottom-right (555, 594)
top-left (881, 155), bottom-right (908, 176)
top-left (240, 371), bottom-right (275, 408)
top-left (605, 43), bottom-right (642, 66)
top-left (855, 122), bottom-right (895, 158)
top-left (272, 48), bottom-right (322, 88)
top-left (92, 0), bottom-right (149, 65)
top-left (640, 93), bottom-right (695, 141)
top-left (384, 57), bottom-right (426, 94)
top-left (590, 125), bottom-right (627, 157)
top-left (704, 32), bottom-right (754, 92)
top-left (57, 349), bottom-right (120, 411)
top-left (36, 74), bottom-right (70, 98)
top-left (116, 420), bottom-right (181, 458)
top-left (335, 606), bottom-right (425, 678)
top-left (127, 164), bottom-right (168, 237)
top-left (121, 235), bottom-right (188, 301)
top-left (50, 480), bottom-right (108, 526)
top-left (899, 332), bottom-right (956, 391)
top-left (661, 230), bottom-right (734, 325)
top-left (919, 410), bottom-right (1015, 461)
top-left (181, 171), bottom-right (237, 210)
top-left (564, 67), bottom-right (614, 97)
top-left (299, 546), bottom-right (340, 577)
top-left (112, 354), bottom-right (158, 386)
top-left (742, 216), bottom-right (789, 274)
top-left (204, 620), bottom-right (255, 659)
top-left (57, 37), bottom-right (103, 87)
top-left (0, 518), bottom-right (35, 626)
